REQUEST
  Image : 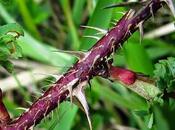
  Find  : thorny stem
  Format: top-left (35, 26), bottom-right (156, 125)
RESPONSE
top-left (0, 0), bottom-right (165, 129)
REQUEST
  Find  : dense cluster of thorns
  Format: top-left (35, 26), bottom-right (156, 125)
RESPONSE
top-left (0, 0), bottom-right (174, 130)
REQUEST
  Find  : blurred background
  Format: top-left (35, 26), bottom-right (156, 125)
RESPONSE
top-left (0, 0), bottom-right (175, 130)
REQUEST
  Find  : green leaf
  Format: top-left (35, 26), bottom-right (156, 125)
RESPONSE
top-left (0, 4), bottom-right (73, 66)
top-left (72, 0), bottom-right (86, 26)
top-left (0, 60), bottom-right (14, 73)
top-left (0, 23), bottom-right (23, 72)
top-left (0, 43), bottom-right (10, 60)
top-left (53, 102), bottom-right (78, 130)
top-left (80, 0), bottom-right (117, 49)
top-left (0, 0), bottom-right (12, 5)
top-left (93, 79), bottom-right (148, 110)
top-left (16, 0), bottom-right (41, 39)
top-left (0, 23), bottom-right (24, 37)
top-left (92, 114), bottom-right (103, 130)
top-left (60, 0), bottom-right (80, 50)
top-left (124, 42), bottom-right (154, 76)
top-left (11, 42), bottom-right (22, 58)
top-left (147, 113), bottom-right (154, 129)
top-left (128, 79), bottom-right (162, 101)
top-left (37, 102), bottom-right (78, 130)
top-left (133, 110), bottom-right (149, 117)
top-left (153, 106), bottom-right (170, 130)
top-left (154, 57), bottom-right (175, 92)
top-left (0, 34), bottom-right (16, 44)
top-left (0, 23), bottom-right (23, 58)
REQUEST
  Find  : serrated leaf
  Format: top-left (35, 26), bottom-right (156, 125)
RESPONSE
top-left (154, 57), bottom-right (175, 92)
top-left (0, 34), bottom-right (16, 44)
top-left (0, 23), bottom-right (24, 72)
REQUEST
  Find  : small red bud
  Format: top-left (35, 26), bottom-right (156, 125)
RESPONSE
top-left (109, 66), bottom-right (136, 85)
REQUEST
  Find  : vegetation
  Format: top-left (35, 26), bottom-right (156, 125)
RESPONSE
top-left (0, 0), bottom-right (175, 130)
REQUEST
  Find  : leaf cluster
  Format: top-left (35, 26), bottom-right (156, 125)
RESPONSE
top-left (0, 23), bottom-right (24, 73)
top-left (154, 57), bottom-right (175, 93)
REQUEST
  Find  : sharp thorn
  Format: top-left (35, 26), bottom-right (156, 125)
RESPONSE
top-left (113, 19), bottom-right (119, 23)
top-left (95, 32), bottom-right (106, 35)
top-left (74, 91), bottom-right (92, 130)
top-left (68, 86), bottom-right (73, 105)
top-left (115, 11), bottom-right (126, 15)
top-left (88, 80), bottom-right (92, 91)
top-left (110, 19), bottom-right (119, 26)
top-left (81, 25), bottom-right (107, 34)
top-left (110, 21), bottom-right (116, 26)
top-left (73, 81), bottom-right (92, 130)
top-left (83, 35), bottom-right (100, 40)
top-left (52, 50), bottom-right (86, 59)
top-left (163, 0), bottom-right (175, 17)
top-left (128, 30), bottom-right (132, 36)
top-left (119, 43), bottom-right (123, 50)
top-left (16, 107), bottom-right (29, 112)
top-left (126, 9), bottom-right (136, 20)
top-left (150, 4), bottom-right (155, 21)
top-left (138, 21), bottom-right (144, 44)
top-left (65, 78), bottom-right (79, 105)
top-left (26, 101), bottom-right (33, 105)
top-left (33, 91), bottom-right (43, 96)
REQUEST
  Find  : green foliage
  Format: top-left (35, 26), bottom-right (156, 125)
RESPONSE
top-left (154, 57), bottom-right (175, 93)
top-left (16, 0), bottom-right (41, 40)
top-left (0, 23), bottom-right (24, 73)
top-left (80, 0), bottom-right (117, 49)
top-left (124, 39), bottom-right (154, 76)
top-left (0, 0), bottom-right (12, 5)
